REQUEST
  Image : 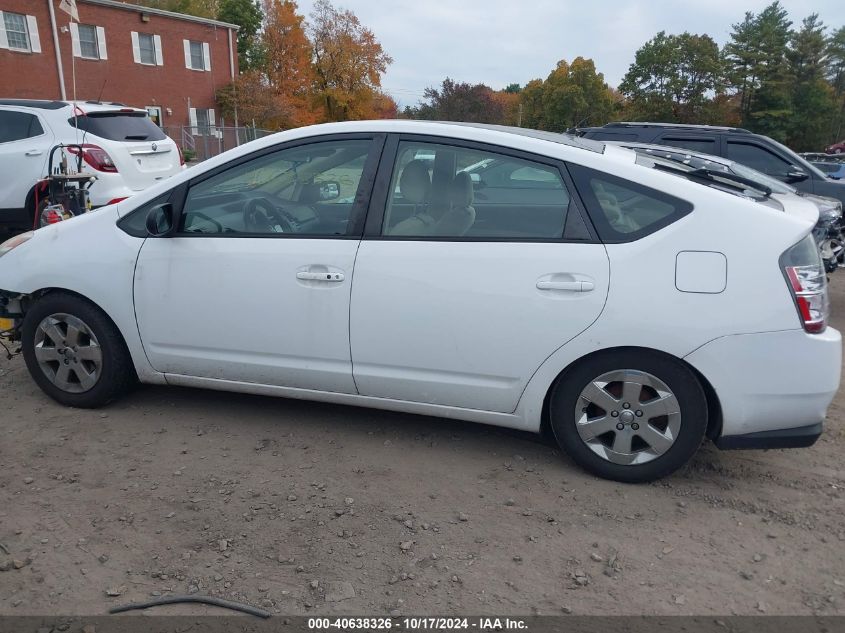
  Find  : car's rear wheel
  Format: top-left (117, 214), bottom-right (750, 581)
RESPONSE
top-left (21, 293), bottom-right (135, 408)
top-left (549, 350), bottom-right (707, 483)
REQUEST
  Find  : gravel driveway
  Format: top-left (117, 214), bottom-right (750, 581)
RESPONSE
top-left (1, 276), bottom-right (843, 617)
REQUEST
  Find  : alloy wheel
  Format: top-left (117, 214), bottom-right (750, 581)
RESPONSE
top-left (33, 313), bottom-right (103, 393)
top-left (574, 369), bottom-right (681, 466)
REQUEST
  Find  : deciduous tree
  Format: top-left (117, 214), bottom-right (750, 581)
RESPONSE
top-left (620, 32), bottom-right (723, 123)
top-left (407, 78), bottom-right (505, 124)
top-left (542, 57), bottom-right (615, 131)
top-left (217, 0), bottom-right (264, 72)
top-left (308, 0), bottom-right (392, 121)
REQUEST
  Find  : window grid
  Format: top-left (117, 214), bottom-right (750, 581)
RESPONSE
top-left (78, 24), bottom-right (99, 59)
top-left (4, 13), bottom-right (30, 51)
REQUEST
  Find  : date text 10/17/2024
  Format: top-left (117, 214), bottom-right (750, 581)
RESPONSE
top-left (308, 617), bottom-right (529, 630)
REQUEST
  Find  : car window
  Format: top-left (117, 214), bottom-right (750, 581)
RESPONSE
top-left (659, 137), bottom-right (717, 155)
top-left (0, 110), bottom-right (44, 143)
top-left (569, 164), bottom-right (693, 242)
top-left (382, 141), bottom-right (571, 239)
top-left (180, 139), bottom-right (372, 236)
top-left (725, 141), bottom-right (792, 177)
top-left (69, 111), bottom-right (166, 141)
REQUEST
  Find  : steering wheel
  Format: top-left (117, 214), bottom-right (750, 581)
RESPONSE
top-left (243, 197), bottom-right (295, 233)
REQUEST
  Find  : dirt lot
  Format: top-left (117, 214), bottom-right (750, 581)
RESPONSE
top-left (1, 279), bottom-right (844, 618)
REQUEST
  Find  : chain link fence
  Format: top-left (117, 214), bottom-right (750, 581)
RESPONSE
top-left (162, 125), bottom-right (275, 163)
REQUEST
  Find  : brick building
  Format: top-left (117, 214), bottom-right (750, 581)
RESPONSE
top-left (0, 0), bottom-right (239, 131)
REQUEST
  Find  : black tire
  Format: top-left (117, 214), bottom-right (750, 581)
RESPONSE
top-left (549, 349), bottom-right (707, 483)
top-left (21, 292), bottom-right (135, 408)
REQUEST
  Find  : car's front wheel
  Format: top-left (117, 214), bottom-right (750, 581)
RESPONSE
top-left (550, 350), bottom-right (708, 483)
top-left (21, 293), bottom-right (135, 408)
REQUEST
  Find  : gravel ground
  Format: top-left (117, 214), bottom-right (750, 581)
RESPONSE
top-left (0, 277), bottom-right (844, 618)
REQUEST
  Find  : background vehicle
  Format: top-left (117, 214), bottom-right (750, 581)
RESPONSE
top-left (578, 123), bottom-right (845, 207)
top-left (826, 140), bottom-right (845, 154)
top-left (0, 99), bottom-right (182, 231)
top-left (612, 142), bottom-right (844, 272)
top-left (802, 153), bottom-right (845, 180)
top-left (0, 121), bottom-right (840, 483)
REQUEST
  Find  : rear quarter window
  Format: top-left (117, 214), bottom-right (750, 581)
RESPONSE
top-left (568, 164), bottom-right (693, 243)
top-left (0, 110), bottom-right (44, 143)
top-left (69, 112), bottom-right (166, 141)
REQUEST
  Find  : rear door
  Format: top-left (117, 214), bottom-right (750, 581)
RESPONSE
top-left (349, 136), bottom-right (610, 413)
top-left (70, 109), bottom-right (180, 190)
top-left (0, 107), bottom-right (53, 211)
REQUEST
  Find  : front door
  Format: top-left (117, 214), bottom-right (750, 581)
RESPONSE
top-left (133, 135), bottom-right (381, 393)
top-left (350, 138), bottom-right (610, 413)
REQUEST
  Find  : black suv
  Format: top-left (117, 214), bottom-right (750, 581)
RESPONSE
top-left (578, 122), bottom-right (845, 205)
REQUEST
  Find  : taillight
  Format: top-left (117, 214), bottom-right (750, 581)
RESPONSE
top-left (178, 146), bottom-right (185, 166)
top-left (66, 144), bottom-right (118, 173)
top-left (781, 235), bottom-right (829, 333)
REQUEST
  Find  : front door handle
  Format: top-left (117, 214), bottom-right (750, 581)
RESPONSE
top-left (25, 149), bottom-right (43, 156)
top-left (296, 271), bottom-right (345, 282)
top-left (536, 280), bottom-right (595, 292)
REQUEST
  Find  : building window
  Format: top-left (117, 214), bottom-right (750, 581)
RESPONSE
top-left (189, 107), bottom-right (216, 135)
top-left (190, 41), bottom-right (203, 69)
top-left (132, 32), bottom-right (162, 65)
top-left (78, 24), bottom-right (99, 59)
top-left (3, 12), bottom-right (30, 51)
top-left (139, 33), bottom-right (155, 64)
top-left (184, 39), bottom-right (210, 71)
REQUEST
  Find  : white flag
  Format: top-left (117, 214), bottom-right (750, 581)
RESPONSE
top-left (58, 0), bottom-right (79, 21)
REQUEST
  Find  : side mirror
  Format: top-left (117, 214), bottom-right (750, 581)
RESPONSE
top-left (786, 168), bottom-right (809, 183)
top-left (318, 181), bottom-right (341, 201)
top-left (145, 203), bottom-right (175, 237)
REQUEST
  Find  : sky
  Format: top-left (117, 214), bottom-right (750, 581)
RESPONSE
top-left (294, 0), bottom-right (844, 107)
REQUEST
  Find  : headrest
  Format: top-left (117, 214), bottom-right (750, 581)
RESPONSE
top-left (450, 172), bottom-right (474, 207)
top-left (399, 160), bottom-right (431, 204)
top-left (299, 183), bottom-right (321, 204)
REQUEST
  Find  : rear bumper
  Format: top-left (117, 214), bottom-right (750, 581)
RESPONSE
top-left (685, 327), bottom-right (841, 443)
top-left (714, 422), bottom-right (823, 450)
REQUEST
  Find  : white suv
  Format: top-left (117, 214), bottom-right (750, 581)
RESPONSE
top-left (0, 99), bottom-right (182, 230)
top-left (0, 121), bottom-right (840, 482)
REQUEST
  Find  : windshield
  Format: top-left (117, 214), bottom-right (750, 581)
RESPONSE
top-left (728, 161), bottom-right (795, 194)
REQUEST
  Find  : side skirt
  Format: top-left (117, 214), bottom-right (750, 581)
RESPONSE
top-left (163, 373), bottom-right (535, 432)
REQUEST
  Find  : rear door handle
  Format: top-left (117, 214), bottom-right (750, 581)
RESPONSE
top-left (536, 280), bottom-right (595, 292)
top-left (25, 149), bottom-right (43, 156)
top-left (296, 271), bottom-right (345, 282)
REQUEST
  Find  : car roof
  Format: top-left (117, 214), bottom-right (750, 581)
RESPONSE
top-left (0, 99), bottom-right (144, 114)
top-left (0, 99), bottom-right (68, 110)
top-left (434, 122), bottom-right (605, 153)
top-left (277, 120), bottom-right (607, 154)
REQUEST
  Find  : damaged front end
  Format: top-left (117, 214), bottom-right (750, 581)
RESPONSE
top-left (0, 290), bottom-right (26, 343)
top-left (810, 198), bottom-right (845, 273)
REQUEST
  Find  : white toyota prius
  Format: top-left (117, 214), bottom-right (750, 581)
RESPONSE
top-left (0, 121), bottom-right (840, 482)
